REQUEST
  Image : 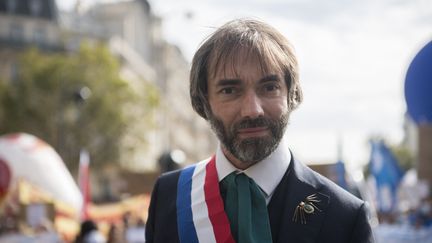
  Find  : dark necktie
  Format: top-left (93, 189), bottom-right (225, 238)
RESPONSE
top-left (220, 172), bottom-right (273, 243)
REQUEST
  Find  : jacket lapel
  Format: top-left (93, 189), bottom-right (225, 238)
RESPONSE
top-left (268, 156), bottom-right (330, 243)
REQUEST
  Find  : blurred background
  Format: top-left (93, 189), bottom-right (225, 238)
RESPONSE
top-left (0, 0), bottom-right (431, 242)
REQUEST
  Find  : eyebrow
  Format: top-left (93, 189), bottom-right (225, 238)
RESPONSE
top-left (216, 79), bottom-right (241, 86)
top-left (260, 74), bottom-right (280, 83)
top-left (216, 75), bottom-right (280, 86)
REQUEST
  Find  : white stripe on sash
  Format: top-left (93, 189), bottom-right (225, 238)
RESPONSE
top-left (191, 160), bottom-right (217, 243)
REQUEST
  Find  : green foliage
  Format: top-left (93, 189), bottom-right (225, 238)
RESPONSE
top-left (389, 144), bottom-right (415, 172)
top-left (0, 44), bottom-right (159, 171)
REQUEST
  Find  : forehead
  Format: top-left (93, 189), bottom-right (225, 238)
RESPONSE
top-left (207, 45), bottom-right (285, 80)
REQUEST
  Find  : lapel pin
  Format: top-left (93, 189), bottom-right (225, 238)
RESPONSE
top-left (292, 193), bottom-right (322, 224)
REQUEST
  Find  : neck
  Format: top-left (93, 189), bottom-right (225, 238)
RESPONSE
top-left (221, 145), bottom-right (257, 170)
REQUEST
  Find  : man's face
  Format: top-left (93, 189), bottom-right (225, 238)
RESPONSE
top-left (207, 56), bottom-right (290, 168)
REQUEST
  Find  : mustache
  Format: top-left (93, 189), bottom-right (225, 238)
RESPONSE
top-left (234, 117), bottom-right (271, 130)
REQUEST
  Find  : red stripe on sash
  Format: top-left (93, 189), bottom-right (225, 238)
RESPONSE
top-left (204, 156), bottom-right (236, 243)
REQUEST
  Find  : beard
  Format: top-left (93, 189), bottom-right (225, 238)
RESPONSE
top-left (208, 112), bottom-right (289, 166)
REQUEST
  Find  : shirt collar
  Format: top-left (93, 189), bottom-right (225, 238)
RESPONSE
top-left (215, 135), bottom-right (291, 198)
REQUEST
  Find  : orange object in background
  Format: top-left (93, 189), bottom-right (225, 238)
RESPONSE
top-left (88, 194), bottom-right (151, 224)
top-left (0, 179), bottom-right (80, 242)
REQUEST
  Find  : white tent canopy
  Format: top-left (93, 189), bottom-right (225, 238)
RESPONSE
top-left (0, 133), bottom-right (82, 212)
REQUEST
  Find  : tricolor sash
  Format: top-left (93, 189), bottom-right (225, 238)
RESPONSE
top-left (177, 156), bottom-right (235, 243)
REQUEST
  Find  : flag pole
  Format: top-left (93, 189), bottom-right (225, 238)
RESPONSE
top-left (78, 149), bottom-right (91, 220)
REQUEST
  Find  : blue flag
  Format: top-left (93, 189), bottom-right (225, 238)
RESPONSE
top-left (369, 140), bottom-right (404, 213)
top-left (334, 160), bottom-right (348, 190)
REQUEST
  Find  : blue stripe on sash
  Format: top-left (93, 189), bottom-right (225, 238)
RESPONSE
top-left (177, 165), bottom-right (199, 243)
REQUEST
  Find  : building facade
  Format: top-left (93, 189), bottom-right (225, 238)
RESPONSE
top-left (0, 0), bottom-right (216, 172)
top-left (60, 0), bottom-right (216, 171)
top-left (0, 0), bottom-right (62, 81)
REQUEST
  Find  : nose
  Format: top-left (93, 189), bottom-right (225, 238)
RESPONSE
top-left (240, 91), bottom-right (264, 119)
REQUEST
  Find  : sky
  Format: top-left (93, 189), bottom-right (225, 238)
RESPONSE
top-left (58, 0), bottom-right (432, 171)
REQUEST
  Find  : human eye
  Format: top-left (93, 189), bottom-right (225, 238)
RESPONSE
top-left (214, 79), bottom-right (242, 97)
top-left (265, 84), bottom-right (279, 91)
top-left (262, 82), bottom-right (281, 93)
top-left (219, 87), bottom-right (236, 95)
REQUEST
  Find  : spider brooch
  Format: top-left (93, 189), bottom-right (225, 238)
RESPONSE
top-left (292, 194), bottom-right (322, 224)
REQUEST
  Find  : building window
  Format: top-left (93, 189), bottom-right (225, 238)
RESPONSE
top-left (30, 0), bottom-right (42, 16)
top-left (9, 62), bottom-right (18, 82)
top-left (9, 23), bottom-right (24, 41)
top-left (33, 27), bottom-right (46, 45)
top-left (7, 0), bottom-right (17, 13)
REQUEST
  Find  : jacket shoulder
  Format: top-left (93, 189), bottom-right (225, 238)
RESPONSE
top-left (293, 159), bottom-right (374, 242)
top-left (294, 158), bottom-right (364, 208)
top-left (145, 169), bottom-right (182, 243)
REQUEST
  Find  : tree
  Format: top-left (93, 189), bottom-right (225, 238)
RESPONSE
top-left (389, 144), bottom-right (415, 172)
top-left (0, 44), bottom-right (159, 171)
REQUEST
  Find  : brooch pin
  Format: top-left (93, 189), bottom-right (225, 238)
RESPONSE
top-left (292, 194), bottom-right (322, 224)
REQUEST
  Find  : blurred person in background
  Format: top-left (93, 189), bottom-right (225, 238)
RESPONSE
top-left (75, 220), bottom-right (106, 243)
top-left (146, 18), bottom-right (374, 243)
top-left (410, 196), bottom-right (432, 228)
top-left (107, 223), bottom-right (126, 243)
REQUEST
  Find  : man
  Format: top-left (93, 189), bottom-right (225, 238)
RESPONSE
top-left (146, 18), bottom-right (374, 243)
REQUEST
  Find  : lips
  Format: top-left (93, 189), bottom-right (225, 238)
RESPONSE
top-left (237, 126), bottom-right (269, 138)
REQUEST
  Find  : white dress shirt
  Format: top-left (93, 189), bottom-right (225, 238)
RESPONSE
top-left (215, 135), bottom-right (291, 204)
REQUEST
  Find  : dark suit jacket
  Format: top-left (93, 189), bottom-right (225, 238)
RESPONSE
top-left (146, 156), bottom-right (374, 243)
